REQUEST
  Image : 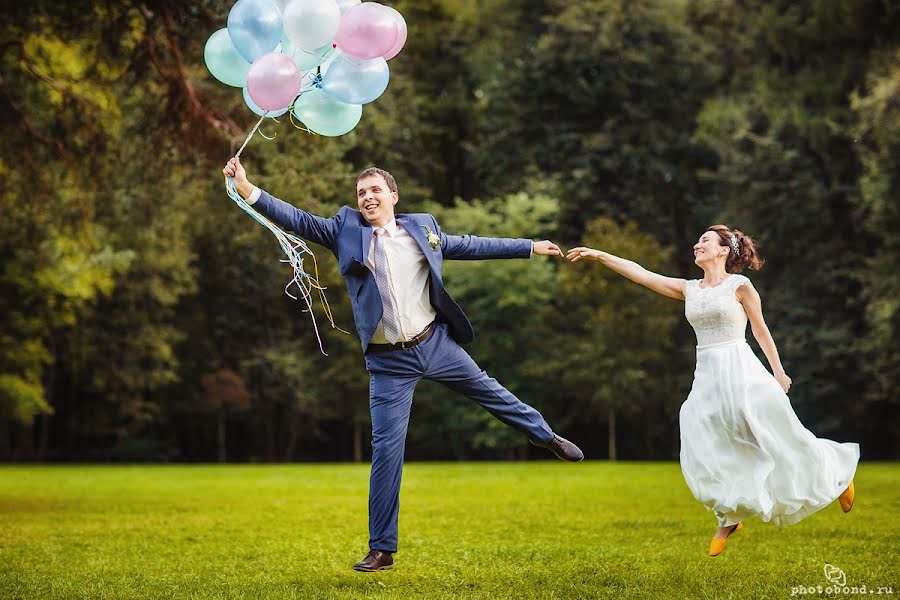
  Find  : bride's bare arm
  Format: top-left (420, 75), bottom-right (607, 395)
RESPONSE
top-left (566, 247), bottom-right (686, 300)
top-left (737, 282), bottom-right (792, 393)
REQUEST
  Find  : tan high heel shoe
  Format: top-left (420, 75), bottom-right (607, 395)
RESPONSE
top-left (708, 522), bottom-right (743, 557)
top-left (839, 480), bottom-right (855, 513)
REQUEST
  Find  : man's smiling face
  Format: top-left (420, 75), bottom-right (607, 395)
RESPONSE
top-left (357, 174), bottom-right (398, 228)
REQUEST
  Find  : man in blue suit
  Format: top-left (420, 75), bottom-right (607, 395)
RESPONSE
top-left (223, 158), bottom-right (583, 572)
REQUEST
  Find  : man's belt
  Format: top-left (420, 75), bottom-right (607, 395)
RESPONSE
top-left (366, 322), bottom-right (436, 353)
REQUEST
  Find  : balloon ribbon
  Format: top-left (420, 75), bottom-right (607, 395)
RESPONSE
top-left (224, 113), bottom-right (348, 355)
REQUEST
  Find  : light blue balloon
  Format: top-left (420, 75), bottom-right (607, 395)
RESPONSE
top-left (321, 56), bottom-right (389, 105)
top-left (281, 34), bottom-right (335, 71)
top-left (204, 28), bottom-right (251, 87)
top-left (293, 88), bottom-right (362, 136)
top-left (227, 0), bottom-right (283, 63)
top-left (243, 86), bottom-right (291, 118)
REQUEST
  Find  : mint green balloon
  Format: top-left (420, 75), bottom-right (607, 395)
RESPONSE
top-left (294, 88), bottom-right (362, 136)
top-left (281, 34), bottom-right (335, 71)
top-left (204, 28), bottom-right (251, 87)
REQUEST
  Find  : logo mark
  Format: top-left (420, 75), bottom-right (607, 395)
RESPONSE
top-left (824, 564), bottom-right (846, 586)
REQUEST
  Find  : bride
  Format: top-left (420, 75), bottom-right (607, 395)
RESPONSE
top-left (567, 225), bottom-right (859, 556)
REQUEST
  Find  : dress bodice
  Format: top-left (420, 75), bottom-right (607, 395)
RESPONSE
top-left (684, 274), bottom-right (749, 347)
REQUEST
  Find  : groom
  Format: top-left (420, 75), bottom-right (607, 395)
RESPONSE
top-left (223, 159), bottom-right (583, 572)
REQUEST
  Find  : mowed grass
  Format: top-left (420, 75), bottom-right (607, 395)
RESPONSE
top-left (0, 462), bottom-right (896, 599)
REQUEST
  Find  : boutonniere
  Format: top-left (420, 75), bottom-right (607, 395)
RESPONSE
top-left (422, 225), bottom-right (441, 250)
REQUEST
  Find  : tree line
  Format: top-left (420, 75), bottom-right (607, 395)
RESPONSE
top-left (1, 0), bottom-right (897, 462)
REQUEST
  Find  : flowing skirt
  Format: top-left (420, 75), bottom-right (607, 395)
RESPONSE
top-left (679, 339), bottom-right (859, 527)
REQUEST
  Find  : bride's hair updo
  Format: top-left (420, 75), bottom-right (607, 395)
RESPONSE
top-left (706, 224), bottom-right (764, 274)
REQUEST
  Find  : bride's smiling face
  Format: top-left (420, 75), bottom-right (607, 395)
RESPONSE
top-left (693, 231), bottom-right (728, 266)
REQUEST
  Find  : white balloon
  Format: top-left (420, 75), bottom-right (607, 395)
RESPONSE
top-left (283, 0), bottom-right (341, 51)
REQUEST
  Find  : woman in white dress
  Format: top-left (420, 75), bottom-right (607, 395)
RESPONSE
top-left (567, 225), bottom-right (859, 556)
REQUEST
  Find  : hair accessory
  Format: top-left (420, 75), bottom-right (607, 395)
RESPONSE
top-left (729, 232), bottom-right (740, 254)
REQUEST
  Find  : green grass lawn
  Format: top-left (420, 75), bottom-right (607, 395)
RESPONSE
top-left (0, 462), bottom-right (896, 599)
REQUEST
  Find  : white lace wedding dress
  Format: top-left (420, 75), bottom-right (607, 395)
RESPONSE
top-left (679, 274), bottom-right (859, 527)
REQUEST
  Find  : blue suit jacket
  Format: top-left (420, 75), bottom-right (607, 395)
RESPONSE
top-left (253, 190), bottom-right (533, 352)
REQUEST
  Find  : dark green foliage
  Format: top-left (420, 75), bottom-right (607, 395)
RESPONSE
top-left (0, 0), bottom-right (896, 461)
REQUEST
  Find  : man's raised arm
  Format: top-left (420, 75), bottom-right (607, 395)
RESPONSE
top-left (223, 157), bottom-right (342, 250)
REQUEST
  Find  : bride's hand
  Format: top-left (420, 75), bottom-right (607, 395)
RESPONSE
top-left (566, 247), bottom-right (602, 262)
top-left (775, 371), bottom-right (792, 393)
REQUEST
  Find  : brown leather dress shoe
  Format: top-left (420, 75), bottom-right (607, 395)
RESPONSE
top-left (353, 549), bottom-right (394, 572)
top-left (530, 434), bottom-right (584, 462)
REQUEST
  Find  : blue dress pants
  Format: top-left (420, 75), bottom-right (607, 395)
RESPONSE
top-left (363, 323), bottom-right (555, 552)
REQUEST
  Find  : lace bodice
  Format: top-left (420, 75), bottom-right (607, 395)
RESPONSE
top-left (685, 274), bottom-right (750, 347)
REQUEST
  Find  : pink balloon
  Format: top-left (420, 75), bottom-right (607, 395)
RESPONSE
top-left (335, 3), bottom-right (398, 60)
top-left (246, 52), bottom-right (300, 111)
top-left (382, 6), bottom-right (407, 60)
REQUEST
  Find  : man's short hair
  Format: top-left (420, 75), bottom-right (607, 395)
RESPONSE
top-left (357, 167), bottom-right (398, 194)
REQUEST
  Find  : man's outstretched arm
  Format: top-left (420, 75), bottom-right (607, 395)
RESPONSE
top-left (223, 157), bottom-right (342, 250)
top-left (437, 217), bottom-right (562, 260)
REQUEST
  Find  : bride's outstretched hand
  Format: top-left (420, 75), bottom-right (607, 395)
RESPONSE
top-left (775, 371), bottom-right (792, 394)
top-left (566, 247), bottom-right (602, 262)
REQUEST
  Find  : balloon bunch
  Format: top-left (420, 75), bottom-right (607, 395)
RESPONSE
top-left (205, 0), bottom-right (407, 136)
top-left (208, 0), bottom-right (407, 353)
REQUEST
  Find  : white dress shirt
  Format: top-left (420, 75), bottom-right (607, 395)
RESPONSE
top-left (246, 187), bottom-right (262, 205)
top-left (247, 187), bottom-right (435, 343)
top-left (367, 220), bottom-right (437, 343)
